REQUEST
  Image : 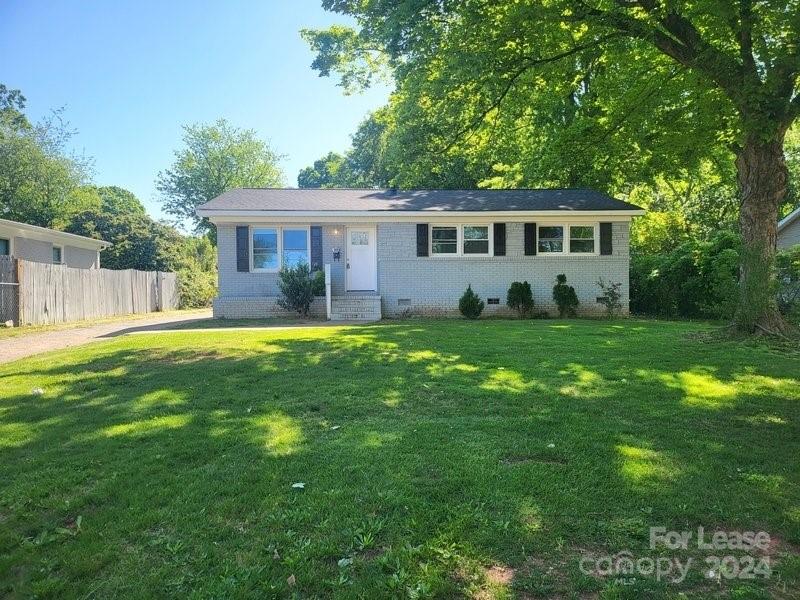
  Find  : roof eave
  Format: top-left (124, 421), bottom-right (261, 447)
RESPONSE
top-left (197, 208), bottom-right (646, 219)
top-left (778, 206), bottom-right (800, 232)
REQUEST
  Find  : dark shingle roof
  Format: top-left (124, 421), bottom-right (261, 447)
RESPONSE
top-left (197, 188), bottom-right (644, 213)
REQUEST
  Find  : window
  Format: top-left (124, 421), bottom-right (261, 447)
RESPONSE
top-left (251, 227), bottom-right (310, 271)
top-left (282, 229), bottom-right (309, 268)
top-left (350, 231), bottom-right (369, 245)
top-left (463, 225), bottom-right (489, 255)
top-left (0, 238), bottom-right (9, 256)
top-left (569, 225), bottom-right (596, 253)
top-left (431, 226), bottom-right (458, 255)
top-left (52, 245), bottom-right (63, 264)
top-left (252, 228), bottom-right (279, 271)
top-left (538, 226), bottom-right (564, 253)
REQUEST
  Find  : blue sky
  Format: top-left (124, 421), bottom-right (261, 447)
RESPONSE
top-left (0, 0), bottom-right (391, 221)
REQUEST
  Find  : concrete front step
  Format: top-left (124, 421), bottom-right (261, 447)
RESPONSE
top-left (330, 295), bottom-right (381, 321)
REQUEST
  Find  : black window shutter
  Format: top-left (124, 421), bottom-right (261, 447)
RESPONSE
top-left (524, 223), bottom-right (537, 256)
top-left (235, 226), bottom-right (249, 272)
top-left (600, 222), bottom-right (613, 255)
top-left (493, 223), bottom-right (506, 256)
top-left (416, 224), bottom-right (429, 257)
top-left (310, 226), bottom-right (323, 271)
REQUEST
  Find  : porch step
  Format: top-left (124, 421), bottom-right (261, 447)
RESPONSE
top-left (330, 295), bottom-right (382, 321)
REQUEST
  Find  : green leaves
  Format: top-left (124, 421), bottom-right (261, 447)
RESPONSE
top-left (156, 119), bottom-right (284, 232)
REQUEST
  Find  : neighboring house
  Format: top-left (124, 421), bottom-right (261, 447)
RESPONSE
top-left (778, 206), bottom-right (800, 249)
top-left (0, 218), bottom-right (110, 268)
top-left (197, 188), bottom-right (645, 320)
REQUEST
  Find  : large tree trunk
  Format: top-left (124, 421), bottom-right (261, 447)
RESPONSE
top-left (734, 130), bottom-right (790, 335)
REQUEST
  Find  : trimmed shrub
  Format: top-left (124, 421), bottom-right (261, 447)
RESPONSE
top-left (552, 274), bottom-right (578, 317)
top-left (277, 263), bottom-right (315, 317)
top-left (459, 284), bottom-right (484, 319)
top-left (507, 281), bottom-right (534, 318)
top-left (596, 278), bottom-right (623, 318)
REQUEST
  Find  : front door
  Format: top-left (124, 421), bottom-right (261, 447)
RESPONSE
top-left (346, 227), bottom-right (377, 291)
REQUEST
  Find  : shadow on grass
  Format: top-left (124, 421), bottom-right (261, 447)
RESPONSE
top-left (0, 319), bottom-right (798, 598)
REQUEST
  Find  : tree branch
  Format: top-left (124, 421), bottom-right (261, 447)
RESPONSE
top-left (440, 33), bottom-right (622, 152)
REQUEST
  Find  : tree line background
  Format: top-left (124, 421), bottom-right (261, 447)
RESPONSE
top-left (0, 85), bottom-right (283, 309)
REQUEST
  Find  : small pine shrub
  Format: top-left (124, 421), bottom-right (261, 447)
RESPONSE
top-left (277, 263), bottom-right (315, 317)
top-left (311, 269), bottom-right (326, 297)
top-left (552, 274), bottom-right (579, 317)
top-left (596, 278), bottom-right (623, 317)
top-left (458, 284), bottom-right (484, 319)
top-left (507, 281), bottom-right (534, 318)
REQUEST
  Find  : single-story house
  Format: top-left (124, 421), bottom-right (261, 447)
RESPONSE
top-left (197, 188), bottom-right (645, 320)
top-left (778, 206), bottom-right (800, 249)
top-left (0, 218), bottom-right (110, 268)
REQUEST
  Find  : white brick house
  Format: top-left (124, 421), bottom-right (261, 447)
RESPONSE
top-left (197, 188), bottom-right (645, 320)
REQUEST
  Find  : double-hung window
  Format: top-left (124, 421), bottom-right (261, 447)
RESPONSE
top-left (252, 228), bottom-right (279, 271)
top-left (251, 227), bottom-right (309, 271)
top-left (430, 225), bottom-right (492, 256)
top-left (569, 225), bottom-right (595, 253)
top-left (431, 226), bottom-right (458, 255)
top-left (538, 226), bottom-right (564, 253)
top-left (282, 229), bottom-right (309, 268)
top-left (462, 225), bottom-right (489, 255)
top-left (537, 224), bottom-right (598, 255)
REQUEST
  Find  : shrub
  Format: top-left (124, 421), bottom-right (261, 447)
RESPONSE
top-left (552, 274), bottom-right (578, 317)
top-left (630, 230), bottom-right (740, 319)
top-left (776, 246), bottom-right (800, 323)
top-left (506, 281), bottom-right (534, 318)
top-left (596, 278), bottom-right (623, 318)
top-left (458, 284), bottom-right (484, 319)
top-left (177, 267), bottom-right (216, 308)
top-left (311, 269), bottom-right (326, 297)
top-left (277, 263), bottom-right (315, 317)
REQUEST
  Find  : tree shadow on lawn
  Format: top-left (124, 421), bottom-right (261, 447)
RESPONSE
top-left (0, 319), bottom-right (798, 598)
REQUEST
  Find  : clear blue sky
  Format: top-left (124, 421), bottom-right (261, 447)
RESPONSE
top-left (0, 0), bottom-right (391, 221)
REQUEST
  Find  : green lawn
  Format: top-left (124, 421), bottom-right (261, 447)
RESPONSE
top-left (1, 320), bottom-right (798, 599)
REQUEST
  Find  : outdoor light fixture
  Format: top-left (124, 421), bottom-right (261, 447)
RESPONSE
top-left (332, 248), bottom-right (341, 261)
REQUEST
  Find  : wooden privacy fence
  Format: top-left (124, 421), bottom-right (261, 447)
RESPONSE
top-left (8, 259), bottom-right (179, 326)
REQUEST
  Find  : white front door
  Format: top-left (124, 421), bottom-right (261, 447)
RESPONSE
top-left (346, 227), bottom-right (377, 291)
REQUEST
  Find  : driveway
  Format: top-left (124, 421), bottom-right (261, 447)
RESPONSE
top-left (0, 310), bottom-right (212, 364)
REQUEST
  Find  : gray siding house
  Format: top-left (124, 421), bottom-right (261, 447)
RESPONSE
top-left (197, 188), bottom-right (645, 320)
top-left (778, 206), bottom-right (800, 250)
top-left (0, 218), bottom-right (109, 268)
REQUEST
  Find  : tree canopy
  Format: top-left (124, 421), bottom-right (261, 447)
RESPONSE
top-left (156, 119), bottom-right (284, 233)
top-left (304, 0), bottom-right (800, 333)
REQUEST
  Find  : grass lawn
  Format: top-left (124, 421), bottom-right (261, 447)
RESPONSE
top-left (1, 319), bottom-right (799, 599)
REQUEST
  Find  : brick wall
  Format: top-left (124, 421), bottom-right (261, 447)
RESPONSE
top-left (214, 220), bottom-right (631, 319)
top-left (377, 221), bottom-right (630, 317)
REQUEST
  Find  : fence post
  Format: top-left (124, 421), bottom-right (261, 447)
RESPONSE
top-left (16, 258), bottom-right (23, 326)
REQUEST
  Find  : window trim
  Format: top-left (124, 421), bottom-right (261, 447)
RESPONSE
top-left (536, 222), bottom-right (599, 256)
top-left (249, 225), bottom-right (310, 273)
top-left (429, 224), bottom-right (493, 257)
top-left (52, 244), bottom-right (63, 264)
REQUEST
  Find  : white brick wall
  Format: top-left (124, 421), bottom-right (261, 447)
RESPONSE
top-left (214, 220), bottom-right (631, 319)
top-left (377, 221), bottom-right (630, 317)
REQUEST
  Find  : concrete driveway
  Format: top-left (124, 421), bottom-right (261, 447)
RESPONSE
top-left (0, 310), bottom-right (212, 365)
